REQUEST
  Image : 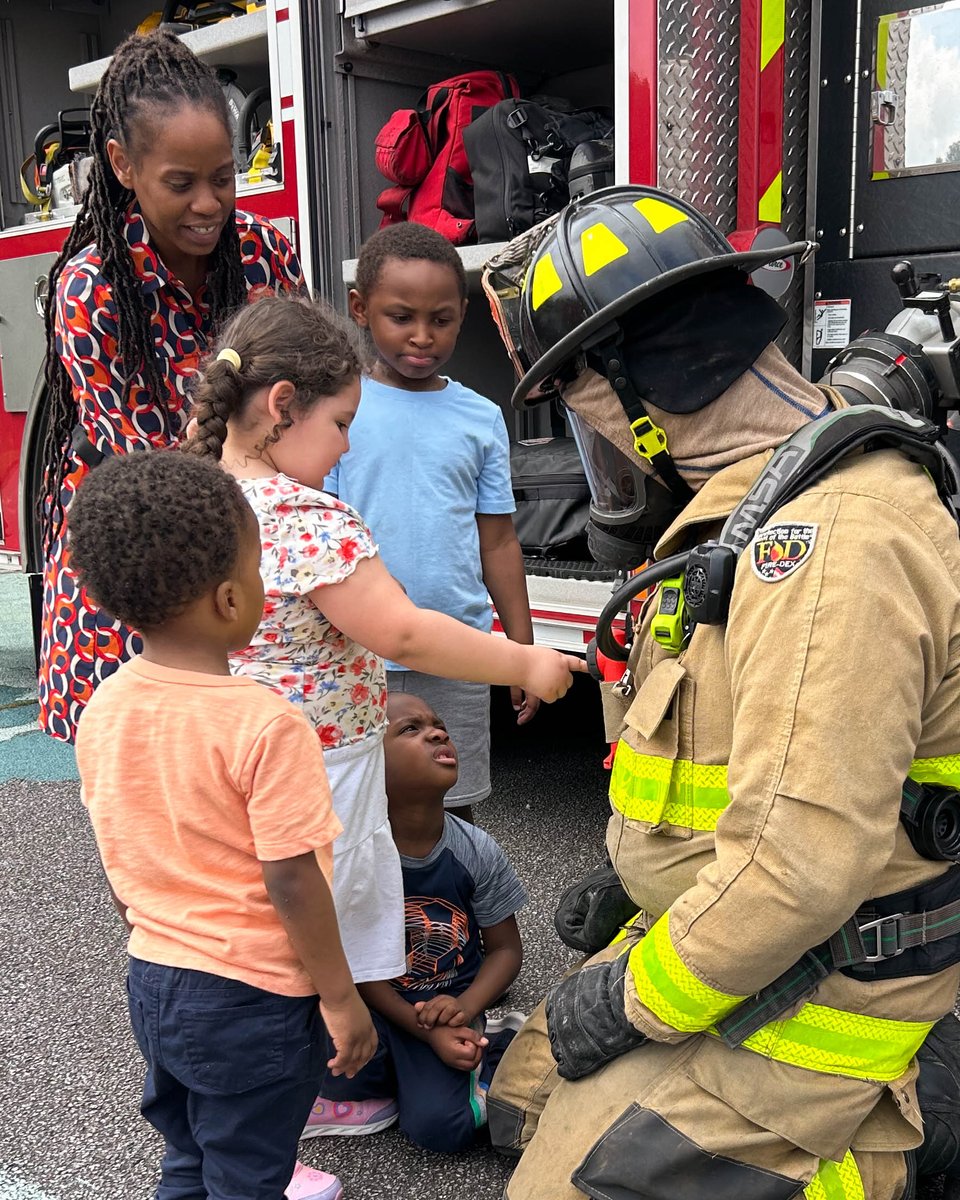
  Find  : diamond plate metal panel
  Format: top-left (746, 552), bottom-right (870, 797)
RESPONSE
top-left (657, 0), bottom-right (740, 233)
top-left (779, 0), bottom-right (813, 366)
top-left (657, 0), bottom-right (812, 367)
top-left (881, 17), bottom-right (909, 170)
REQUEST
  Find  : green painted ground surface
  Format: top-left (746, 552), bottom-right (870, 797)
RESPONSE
top-left (0, 572), bottom-right (77, 782)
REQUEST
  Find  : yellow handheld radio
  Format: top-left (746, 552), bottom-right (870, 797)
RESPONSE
top-left (650, 574), bottom-right (690, 654)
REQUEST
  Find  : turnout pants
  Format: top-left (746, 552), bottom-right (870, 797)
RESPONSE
top-left (488, 950), bottom-right (918, 1200)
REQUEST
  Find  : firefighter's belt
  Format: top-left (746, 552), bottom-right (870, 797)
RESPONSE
top-left (715, 864), bottom-right (960, 1048)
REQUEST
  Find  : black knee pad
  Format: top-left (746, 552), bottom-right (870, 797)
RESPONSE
top-left (488, 1095), bottom-right (525, 1158)
top-left (553, 863), bottom-right (640, 954)
top-left (572, 1105), bottom-right (805, 1199)
top-left (916, 1014), bottom-right (960, 1180)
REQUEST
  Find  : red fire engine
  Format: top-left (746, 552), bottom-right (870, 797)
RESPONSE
top-left (0, 0), bottom-right (954, 649)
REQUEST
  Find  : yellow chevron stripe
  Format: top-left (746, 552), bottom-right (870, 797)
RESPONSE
top-left (758, 170), bottom-right (782, 224)
top-left (760, 0), bottom-right (786, 72)
top-left (876, 14), bottom-right (891, 90)
top-left (630, 914), bottom-right (746, 1031)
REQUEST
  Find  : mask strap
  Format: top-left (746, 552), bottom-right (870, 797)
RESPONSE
top-left (593, 343), bottom-right (693, 505)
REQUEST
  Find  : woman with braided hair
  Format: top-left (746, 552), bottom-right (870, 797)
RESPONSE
top-left (38, 27), bottom-right (304, 744)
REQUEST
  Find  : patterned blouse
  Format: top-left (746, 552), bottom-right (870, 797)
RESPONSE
top-left (230, 476), bottom-right (387, 751)
top-left (39, 203), bottom-right (304, 743)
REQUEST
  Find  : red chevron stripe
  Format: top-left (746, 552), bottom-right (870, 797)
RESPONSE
top-left (627, 0), bottom-right (659, 186)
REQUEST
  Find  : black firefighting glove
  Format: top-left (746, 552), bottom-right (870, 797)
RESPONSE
top-left (553, 862), bottom-right (640, 954)
top-left (545, 952), bottom-right (647, 1081)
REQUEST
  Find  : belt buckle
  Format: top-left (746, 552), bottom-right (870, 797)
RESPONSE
top-left (858, 913), bottom-right (905, 962)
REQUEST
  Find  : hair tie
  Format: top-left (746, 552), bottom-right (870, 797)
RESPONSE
top-left (217, 348), bottom-right (242, 370)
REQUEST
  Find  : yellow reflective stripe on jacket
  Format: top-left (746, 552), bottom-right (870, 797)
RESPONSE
top-left (804, 1150), bottom-right (864, 1200)
top-left (631, 914), bottom-right (931, 1077)
top-left (733, 1003), bottom-right (933, 1082)
top-left (610, 752), bottom-right (960, 834)
top-left (629, 913), bottom-right (746, 1031)
top-left (910, 755), bottom-right (960, 787)
top-left (610, 742), bottom-right (729, 830)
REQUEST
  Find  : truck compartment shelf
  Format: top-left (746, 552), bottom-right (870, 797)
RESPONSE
top-left (68, 8), bottom-right (268, 94)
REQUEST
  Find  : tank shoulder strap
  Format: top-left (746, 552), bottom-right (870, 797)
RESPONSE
top-left (682, 404), bottom-right (960, 626)
top-left (718, 404), bottom-right (960, 554)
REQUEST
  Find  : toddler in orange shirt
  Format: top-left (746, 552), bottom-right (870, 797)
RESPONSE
top-left (70, 451), bottom-right (372, 1200)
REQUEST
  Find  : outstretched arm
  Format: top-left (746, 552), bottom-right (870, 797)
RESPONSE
top-left (311, 553), bottom-right (585, 701)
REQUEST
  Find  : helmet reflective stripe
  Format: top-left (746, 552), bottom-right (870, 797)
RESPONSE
top-left (633, 196), bottom-right (689, 234)
top-left (531, 252), bottom-right (564, 311)
top-left (581, 223), bottom-right (629, 276)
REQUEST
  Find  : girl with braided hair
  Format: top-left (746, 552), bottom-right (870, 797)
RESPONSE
top-left (38, 27), bottom-right (304, 744)
top-left (185, 294), bottom-right (583, 1138)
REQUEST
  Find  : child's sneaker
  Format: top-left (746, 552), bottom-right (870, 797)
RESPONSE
top-left (286, 1161), bottom-right (343, 1200)
top-left (485, 1010), bottom-right (526, 1037)
top-left (300, 1096), bottom-right (399, 1139)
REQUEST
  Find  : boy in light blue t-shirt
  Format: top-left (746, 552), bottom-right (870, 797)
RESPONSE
top-left (325, 222), bottom-right (539, 823)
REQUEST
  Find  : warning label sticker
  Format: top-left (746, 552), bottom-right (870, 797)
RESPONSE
top-left (813, 299), bottom-right (852, 349)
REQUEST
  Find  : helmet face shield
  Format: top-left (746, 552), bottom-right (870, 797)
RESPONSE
top-left (562, 374), bottom-right (681, 567)
top-left (567, 408), bottom-right (648, 525)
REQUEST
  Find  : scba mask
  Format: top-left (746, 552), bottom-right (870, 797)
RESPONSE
top-left (565, 405), bottom-right (677, 570)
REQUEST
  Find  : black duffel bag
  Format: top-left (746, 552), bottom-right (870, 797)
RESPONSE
top-left (463, 96), bottom-right (613, 242)
top-left (510, 437), bottom-right (591, 559)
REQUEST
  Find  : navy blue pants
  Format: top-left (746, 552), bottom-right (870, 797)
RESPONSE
top-left (126, 957), bottom-right (324, 1200)
top-left (319, 1009), bottom-right (512, 1154)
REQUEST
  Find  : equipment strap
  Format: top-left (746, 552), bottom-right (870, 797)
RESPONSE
top-left (715, 870), bottom-right (960, 1047)
top-left (592, 343), bottom-right (694, 505)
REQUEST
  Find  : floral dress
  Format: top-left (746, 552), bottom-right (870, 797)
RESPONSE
top-left (231, 476), bottom-right (404, 983)
top-left (39, 204), bottom-right (304, 743)
top-left (230, 475), bottom-right (387, 750)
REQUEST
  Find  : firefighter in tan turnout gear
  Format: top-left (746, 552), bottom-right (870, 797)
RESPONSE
top-left (483, 186), bottom-right (960, 1200)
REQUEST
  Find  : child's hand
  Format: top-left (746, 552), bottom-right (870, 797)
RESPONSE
top-left (414, 994), bottom-right (468, 1028)
top-left (510, 686), bottom-right (541, 726)
top-left (426, 1023), bottom-right (488, 1071)
top-left (321, 991), bottom-right (378, 1078)
top-left (520, 647), bottom-right (589, 704)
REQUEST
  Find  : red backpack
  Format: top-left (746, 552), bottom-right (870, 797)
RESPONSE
top-left (374, 70), bottom-right (520, 244)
